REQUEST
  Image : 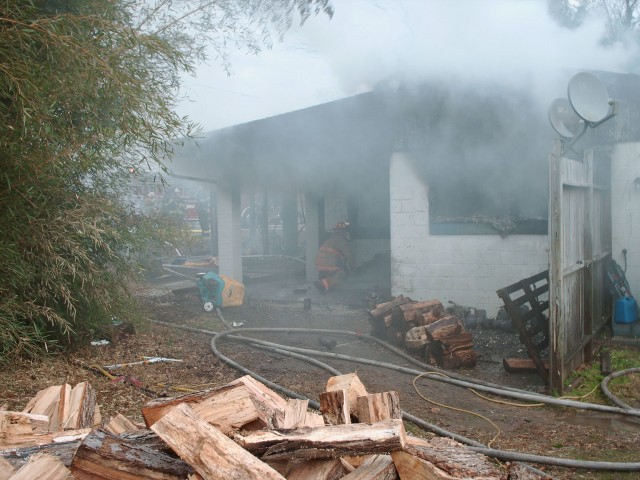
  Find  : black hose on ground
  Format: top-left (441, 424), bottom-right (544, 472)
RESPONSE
top-left (210, 328), bottom-right (640, 472)
top-left (226, 329), bottom-right (640, 417)
top-left (467, 446), bottom-right (640, 472)
top-left (210, 329), bottom-right (551, 478)
top-left (149, 320), bottom-right (640, 472)
top-left (600, 367), bottom-right (640, 411)
top-left (150, 320), bottom-right (640, 416)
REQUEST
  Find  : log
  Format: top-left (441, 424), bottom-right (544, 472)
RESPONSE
top-left (236, 418), bottom-right (407, 461)
top-left (426, 316), bottom-right (462, 341)
top-left (280, 399), bottom-right (323, 428)
top-left (151, 403), bottom-right (285, 480)
top-left (355, 392), bottom-right (401, 423)
top-left (0, 413), bottom-right (34, 450)
top-left (390, 306), bottom-right (405, 330)
top-left (142, 379), bottom-right (282, 433)
top-left (340, 455), bottom-right (371, 472)
top-left (319, 390), bottom-right (351, 425)
top-left (0, 457), bottom-right (15, 480)
top-left (342, 454), bottom-right (398, 480)
top-left (368, 296), bottom-right (411, 319)
top-left (62, 382), bottom-right (95, 430)
top-left (103, 413), bottom-right (140, 435)
top-left (71, 428), bottom-right (194, 480)
top-left (0, 440), bottom-right (81, 470)
top-left (399, 300), bottom-right (444, 323)
top-left (117, 429), bottom-right (172, 452)
top-left (287, 458), bottom-right (347, 480)
top-left (442, 349), bottom-right (477, 369)
top-left (0, 411), bottom-right (90, 450)
top-left (439, 332), bottom-right (473, 354)
top-left (0, 411), bottom-right (48, 435)
top-left (402, 436), bottom-right (501, 479)
top-left (8, 453), bottom-right (72, 480)
top-left (505, 462), bottom-right (551, 479)
top-left (93, 404), bottom-right (102, 428)
top-left (405, 326), bottom-right (430, 349)
top-left (325, 373), bottom-right (368, 417)
top-left (392, 450), bottom-right (453, 479)
top-left (22, 385), bottom-right (71, 432)
top-left (503, 358), bottom-right (550, 374)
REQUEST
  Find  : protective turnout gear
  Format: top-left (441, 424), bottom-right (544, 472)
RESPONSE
top-left (315, 222), bottom-right (355, 292)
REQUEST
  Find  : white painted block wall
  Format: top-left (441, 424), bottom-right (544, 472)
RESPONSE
top-left (390, 152), bottom-right (549, 318)
top-left (611, 142), bottom-right (640, 297)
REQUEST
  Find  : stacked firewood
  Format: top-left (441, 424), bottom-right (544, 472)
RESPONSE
top-left (367, 296), bottom-right (477, 369)
top-left (0, 374), bottom-right (539, 479)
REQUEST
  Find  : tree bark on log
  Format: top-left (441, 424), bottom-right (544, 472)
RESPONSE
top-left (70, 429), bottom-right (195, 480)
top-left (403, 437), bottom-right (501, 479)
top-left (0, 440), bottom-right (81, 470)
top-left (236, 418), bottom-right (407, 461)
top-left (62, 382), bottom-right (96, 430)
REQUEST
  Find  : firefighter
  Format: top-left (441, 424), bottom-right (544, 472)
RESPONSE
top-left (315, 222), bottom-right (356, 292)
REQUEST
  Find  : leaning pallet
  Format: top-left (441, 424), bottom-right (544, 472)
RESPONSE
top-left (0, 374), bottom-right (546, 479)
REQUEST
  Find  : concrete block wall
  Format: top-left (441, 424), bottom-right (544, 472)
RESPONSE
top-left (390, 152), bottom-right (549, 318)
top-left (611, 142), bottom-right (640, 296)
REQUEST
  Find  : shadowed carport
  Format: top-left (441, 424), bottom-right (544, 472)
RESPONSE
top-left (170, 91), bottom-right (398, 283)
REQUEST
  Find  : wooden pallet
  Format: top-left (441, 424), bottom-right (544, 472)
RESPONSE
top-left (496, 270), bottom-right (550, 384)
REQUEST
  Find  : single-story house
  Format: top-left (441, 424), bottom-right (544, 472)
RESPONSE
top-left (170, 71), bottom-right (640, 322)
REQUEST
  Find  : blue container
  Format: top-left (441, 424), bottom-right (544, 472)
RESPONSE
top-left (615, 296), bottom-right (638, 324)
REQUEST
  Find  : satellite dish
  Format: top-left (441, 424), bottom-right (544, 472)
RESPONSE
top-left (549, 98), bottom-right (583, 139)
top-left (567, 72), bottom-right (611, 124)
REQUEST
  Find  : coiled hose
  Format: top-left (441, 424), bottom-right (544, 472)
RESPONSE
top-left (600, 367), bottom-right (640, 410)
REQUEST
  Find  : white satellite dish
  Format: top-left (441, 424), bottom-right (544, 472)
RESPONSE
top-left (549, 98), bottom-right (583, 139)
top-left (567, 72), bottom-right (612, 124)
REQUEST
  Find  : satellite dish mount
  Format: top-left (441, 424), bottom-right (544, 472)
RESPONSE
top-left (549, 72), bottom-right (618, 152)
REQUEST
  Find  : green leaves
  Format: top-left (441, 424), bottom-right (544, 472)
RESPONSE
top-left (0, 0), bottom-right (332, 361)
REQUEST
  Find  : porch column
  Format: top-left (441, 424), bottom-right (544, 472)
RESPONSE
top-left (208, 183), bottom-right (218, 257)
top-left (305, 192), bottom-right (320, 282)
top-left (217, 183), bottom-right (243, 281)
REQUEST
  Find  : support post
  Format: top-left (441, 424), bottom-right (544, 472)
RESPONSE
top-left (305, 192), bottom-right (320, 282)
top-left (217, 183), bottom-right (243, 281)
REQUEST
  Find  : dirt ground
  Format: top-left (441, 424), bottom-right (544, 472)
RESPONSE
top-left (1, 258), bottom-right (639, 480)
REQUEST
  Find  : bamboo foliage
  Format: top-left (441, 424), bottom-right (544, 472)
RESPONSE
top-left (0, 0), bottom-right (332, 360)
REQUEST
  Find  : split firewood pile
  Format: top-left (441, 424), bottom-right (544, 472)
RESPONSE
top-left (0, 373), bottom-right (542, 479)
top-left (367, 296), bottom-right (477, 369)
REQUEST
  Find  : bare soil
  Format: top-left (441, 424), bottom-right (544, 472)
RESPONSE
top-left (1, 264), bottom-right (639, 480)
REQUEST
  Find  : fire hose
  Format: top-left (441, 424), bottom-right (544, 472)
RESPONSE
top-left (150, 320), bottom-right (640, 472)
